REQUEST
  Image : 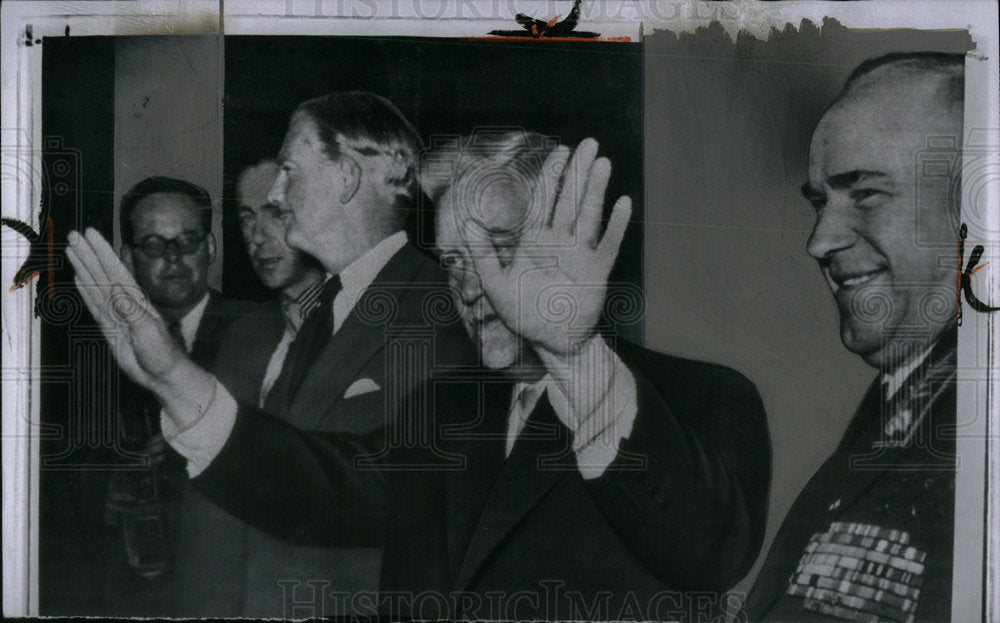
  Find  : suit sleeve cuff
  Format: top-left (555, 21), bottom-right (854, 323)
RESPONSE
top-left (161, 381), bottom-right (238, 478)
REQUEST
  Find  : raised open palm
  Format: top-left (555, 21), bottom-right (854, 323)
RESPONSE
top-left (467, 138), bottom-right (631, 360)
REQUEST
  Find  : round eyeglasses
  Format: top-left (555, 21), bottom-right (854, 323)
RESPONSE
top-left (132, 231), bottom-right (208, 258)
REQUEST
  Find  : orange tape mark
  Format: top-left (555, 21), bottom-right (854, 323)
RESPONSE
top-left (9, 271), bottom-right (40, 292)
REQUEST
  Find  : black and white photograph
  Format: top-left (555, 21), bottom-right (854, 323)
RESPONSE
top-left (2, 1), bottom-right (998, 621)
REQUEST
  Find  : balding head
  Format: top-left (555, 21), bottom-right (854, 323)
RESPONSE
top-left (841, 52), bottom-right (963, 111)
top-left (804, 53), bottom-right (964, 369)
top-left (425, 130), bottom-right (557, 373)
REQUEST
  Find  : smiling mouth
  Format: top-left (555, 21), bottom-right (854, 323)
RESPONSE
top-left (830, 268), bottom-right (885, 290)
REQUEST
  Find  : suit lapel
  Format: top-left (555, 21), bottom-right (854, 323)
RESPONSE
top-left (830, 332), bottom-right (958, 519)
top-left (793, 379), bottom-right (886, 526)
top-left (444, 381), bottom-right (511, 579)
top-left (284, 309), bottom-right (390, 429)
top-left (190, 290), bottom-right (224, 367)
top-left (452, 389), bottom-right (573, 592)
top-left (283, 242), bottom-right (435, 430)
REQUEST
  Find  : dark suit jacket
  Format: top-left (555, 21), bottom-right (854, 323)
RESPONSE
top-left (167, 299), bottom-right (284, 616)
top-left (213, 298), bottom-right (286, 406)
top-left (743, 328), bottom-right (956, 622)
top-left (171, 241), bottom-right (477, 617)
top-left (115, 289), bottom-right (249, 426)
top-left (194, 339), bottom-right (770, 621)
top-left (190, 289), bottom-right (252, 368)
top-left (103, 289), bottom-right (250, 616)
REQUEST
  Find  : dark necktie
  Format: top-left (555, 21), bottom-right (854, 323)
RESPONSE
top-left (167, 320), bottom-right (187, 352)
top-left (263, 276), bottom-right (341, 415)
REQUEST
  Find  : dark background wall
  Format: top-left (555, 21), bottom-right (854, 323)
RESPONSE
top-left (40, 36), bottom-right (116, 615)
top-left (222, 36), bottom-right (644, 336)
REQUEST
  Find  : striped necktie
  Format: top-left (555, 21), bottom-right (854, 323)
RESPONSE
top-left (263, 276), bottom-right (341, 415)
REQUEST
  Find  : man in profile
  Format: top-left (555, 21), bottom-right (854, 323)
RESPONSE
top-left (216, 160), bottom-right (326, 408)
top-left (256, 90), bottom-right (475, 429)
top-left (744, 52), bottom-right (964, 622)
top-left (170, 92), bottom-right (472, 617)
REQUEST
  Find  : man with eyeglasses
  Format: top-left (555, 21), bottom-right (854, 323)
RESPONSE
top-left (118, 176), bottom-right (243, 352)
top-left (103, 176), bottom-right (247, 615)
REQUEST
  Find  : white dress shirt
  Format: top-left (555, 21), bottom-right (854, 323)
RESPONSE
top-left (167, 336), bottom-right (639, 482)
top-left (173, 292), bottom-right (210, 353)
top-left (257, 278), bottom-right (326, 408)
top-left (164, 235), bottom-right (640, 481)
top-left (162, 231), bottom-right (409, 476)
top-left (333, 229), bottom-right (408, 334)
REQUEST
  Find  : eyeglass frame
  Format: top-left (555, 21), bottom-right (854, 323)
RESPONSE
top-left (129, 230), bottom-right (210, 259)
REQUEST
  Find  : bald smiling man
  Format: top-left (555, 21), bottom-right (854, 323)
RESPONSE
top-left (744, 52), bottom-right (964, 623)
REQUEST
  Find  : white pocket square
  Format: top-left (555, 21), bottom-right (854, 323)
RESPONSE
top-left (344, 378), bottom-right (381, 399)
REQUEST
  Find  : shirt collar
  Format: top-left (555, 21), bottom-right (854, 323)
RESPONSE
top-left (880, 340), bottom-right (936, 401)
top-left (333, 230), bottom-right (408, 332)
top-left (280, 277), bottom-right (326, 331)
top-left (176, 291), bottom-right (211, 352)
top-left (512, 376), bottom-right (550, 410)
top-left (507, 374), bottom-right (569, 456)
top-left (282, 276), bottom-right (325, 308)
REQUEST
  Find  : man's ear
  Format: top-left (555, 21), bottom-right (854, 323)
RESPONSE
top-left (205, 232), bottom-right (217, 263)
top-left (121, 244), bottom-right (135, 274)
top-left (338, 156), bottom-right (362, 205)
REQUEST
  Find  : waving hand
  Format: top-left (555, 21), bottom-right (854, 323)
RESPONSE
top-left (467, 138), bottom-right (632, 360)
